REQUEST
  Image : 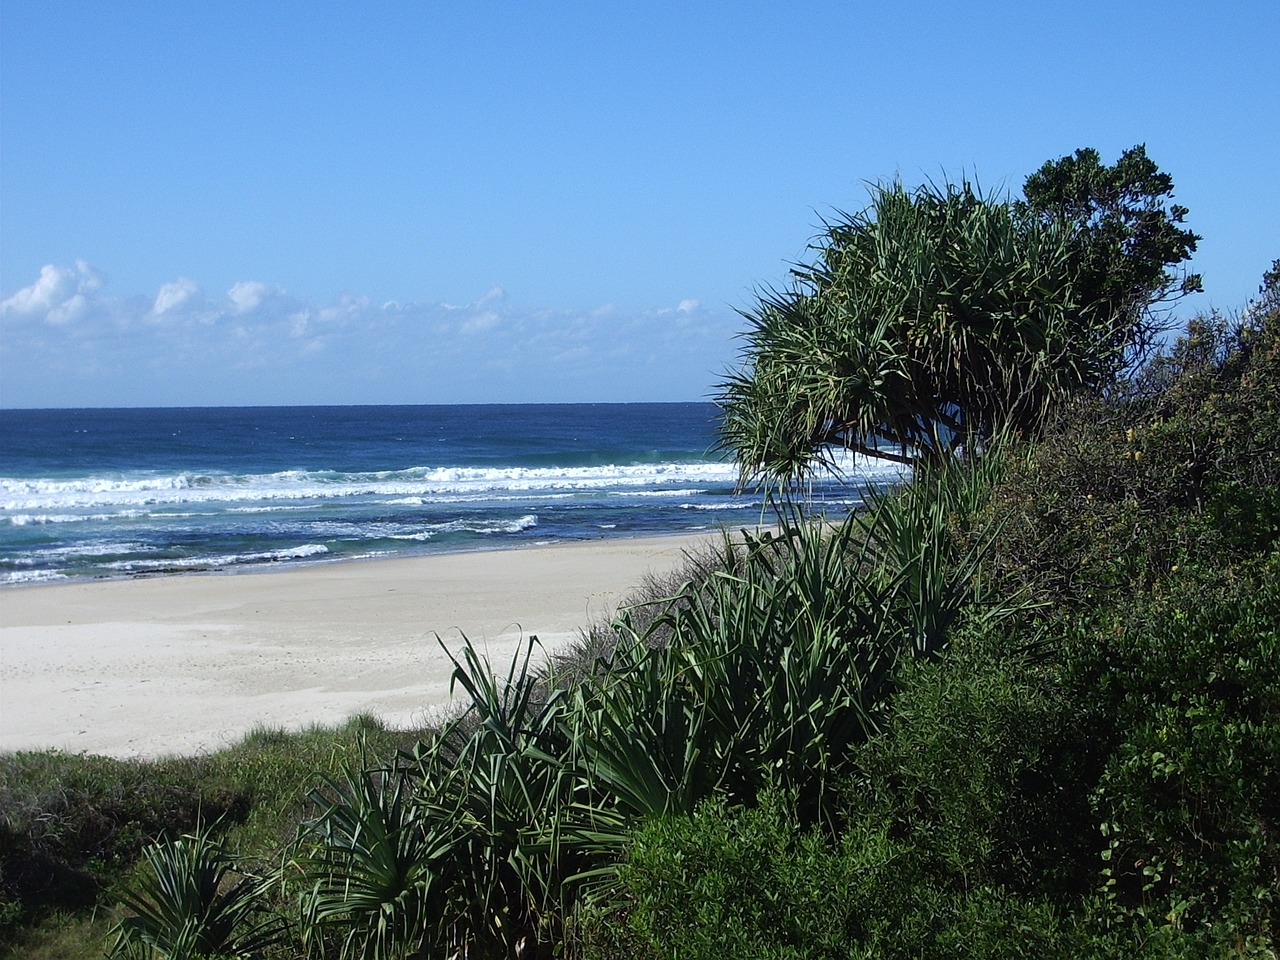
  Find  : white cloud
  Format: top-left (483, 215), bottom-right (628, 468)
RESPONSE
top-left (0, 262), bottom-right (743, 405)
top-left (227, 280), bottom-right (279, 314)
top-left (444, 286), bottom-right (507, 312)
top-left (153, 277), bottom-right (201, 316)
top-left (460, 311), bottom-right (501, 335)
top-left (315, 293), bottom-right (373, 326)
top-left (48, 293), bottom-right (89, 326)
top-left (1, 261), bottom-right (104, 324)
top-left (2, 264), bottom-right (76, 316)
top-left (74, 259), bottom-right (105, 292)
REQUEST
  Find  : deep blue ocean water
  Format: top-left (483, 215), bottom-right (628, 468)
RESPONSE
top-left (0, 404), bottom-right (903, 584)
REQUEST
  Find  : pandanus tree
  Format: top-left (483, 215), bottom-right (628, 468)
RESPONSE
top-left (718, 146), bottom-right (1199, 486)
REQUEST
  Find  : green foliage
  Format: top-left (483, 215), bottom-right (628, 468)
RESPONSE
top-left (0, 911), bottom-right (114, 960)
top-left (1073, 557), bottom-right (1280, 939)
top-left (295, 638), bottom-right (595, 959)
top-left (590, 555), bottom-right (1280, 956)
top-left (718, 179), bottom-right (1089, 482)
top-left (583, 792), bottom-right (873, 960)
top-left (717, 147), bottom-right (1199, 485)
top-left (296, 758), bottom-right (450, 959)
top-left (0, 718), bottom-right (424, 952)
top-left (583, 791), bottom-right (1087, 960)
top-left (1019, 144), bottom-right (1202, 346)
top-left (570, 456), bottom-right (1019, 827)
top-left (846, 629), bottom-right (1098, 901)
top-left (854, 450), bottom-right (1030, 657)
top-left (107, 824), bottom-right (285, 960)
top-left (569, 518), bottom-right (894, 824)
top-left (594, 263), bottom-right (1280, 958)
top-left (976, 263), bottom-right (1280, 619)
top-left (0, 753), bottom-right (248, 935)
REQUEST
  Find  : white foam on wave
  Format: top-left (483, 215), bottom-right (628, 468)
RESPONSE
top-left (103, 543), bottom-right (331, 572)
top-left (679, 501), bottom-right (763, 511)
top-left (402, 514), bottom-right (540, 537)
top-left (481, 514), bottom-right (538, 535)
top-left (5, 510), bottom-right (153, 526)
top-left (0, 462), bottom-right (742, 512)
top-left (224, 503), bottom-right (326, 514)
top-left (3, 568), bottom-right (69, 585)
top-left (20, 541), bottom-right (160, 561)
top-left (0, 450), bottom-right (909, 515)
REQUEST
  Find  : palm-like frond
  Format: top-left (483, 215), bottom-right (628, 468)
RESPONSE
top-left (718, 179), bottom-right (1128, 485)
top-left (109, 824), bottom-right (286, 960)
top-left (296, 756), bottom-right (455, 960)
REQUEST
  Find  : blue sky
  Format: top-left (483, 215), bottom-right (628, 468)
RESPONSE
top-left (2, 1), bottom-right (1276, 408)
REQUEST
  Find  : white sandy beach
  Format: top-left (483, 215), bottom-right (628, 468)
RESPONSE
top-left (0, 533), bottom-right (713, 758)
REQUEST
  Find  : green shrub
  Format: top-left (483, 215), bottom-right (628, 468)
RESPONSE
top-left (0, 717), bottom-right (426, 947)
top-left (1072, 555), bottom-right (1280, 942)
top-left (295, 638), bottom-right (592, 960)
top-left (975, 265), bottom-right (1280, 622)
top-left (583, 792), bottom-right (1087, 960)
top-left (567, 516), bottom-right (899, 824)
top-left (846, 626), bottom-right (1100, 901)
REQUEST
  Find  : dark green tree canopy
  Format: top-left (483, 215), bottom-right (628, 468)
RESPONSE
top-left (1020, 144), bottom-right (1201, 355)
top-left (718, 146), bottom-right (1199, 486)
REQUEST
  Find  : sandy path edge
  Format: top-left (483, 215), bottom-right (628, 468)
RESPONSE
top-left (0, 533), bottom-right (716, 758)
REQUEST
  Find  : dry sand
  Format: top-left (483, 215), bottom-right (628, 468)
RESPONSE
top-left (0, 533), bottom-right (713, 758)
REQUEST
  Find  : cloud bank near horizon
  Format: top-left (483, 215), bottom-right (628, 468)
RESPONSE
top-left (1, 263), bottom-right (738, 407)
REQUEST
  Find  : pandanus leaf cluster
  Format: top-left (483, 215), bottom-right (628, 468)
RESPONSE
top-left (107, 824), bottom-right (286, 960)
top-left (719, 146), bottom-right (1198, 486)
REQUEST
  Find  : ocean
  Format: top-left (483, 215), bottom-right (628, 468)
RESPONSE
top-left (0, 403), bottom-right (903, 585)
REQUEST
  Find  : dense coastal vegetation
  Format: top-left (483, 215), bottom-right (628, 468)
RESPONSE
top-left (2, 149), bottom-right (1276, 958)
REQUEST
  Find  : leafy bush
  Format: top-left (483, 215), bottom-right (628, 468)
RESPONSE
top-left (976, 263), bottom-right (1280, 621)
top-left (589, 563), bottom-right (1280, 957)
top-left (295, 638), bottom-right (593, 960)
top-left (567, 517), bottom-right (898, 823)
top-left (583, 791), bottom-right (1087, 960)
top-left (1072, 554), bottom-right (1280, 941)
top-left (845, 627), bottom-right (1100, 902)
top-left (569, 454), bottom-right (1021, 826)
top-left (0, 717), bottom-right (423, 949)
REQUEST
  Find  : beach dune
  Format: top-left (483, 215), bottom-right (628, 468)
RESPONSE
top-left (0, 534), bottom-right (710, 758)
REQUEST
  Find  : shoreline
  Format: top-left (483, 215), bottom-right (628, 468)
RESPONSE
top-left (0, 530), bottom-right (719, 759)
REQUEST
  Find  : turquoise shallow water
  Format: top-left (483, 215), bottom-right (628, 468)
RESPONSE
top-left (0, 403), bottom-right (901, 583)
